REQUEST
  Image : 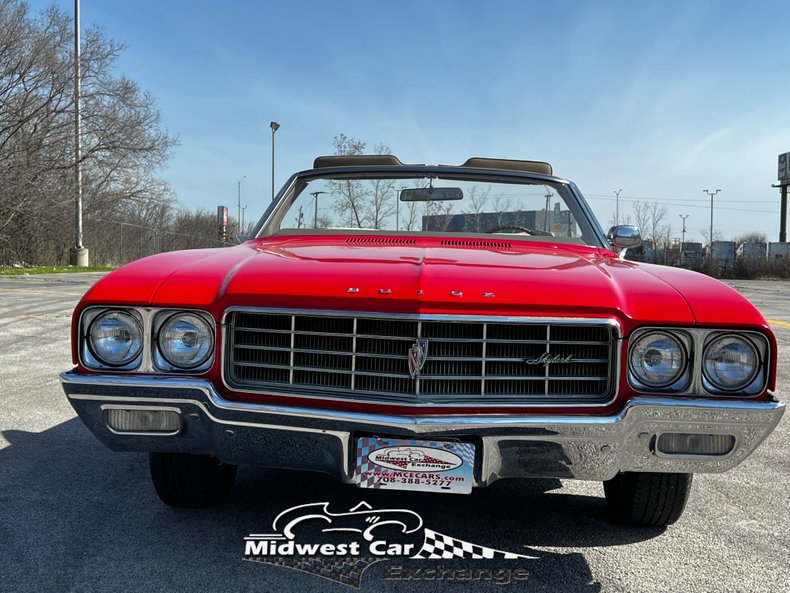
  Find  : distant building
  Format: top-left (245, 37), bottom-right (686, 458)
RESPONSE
top-left (422, 209), bottom-right (577, 237)
top-left (736, 243), bottom-right (767, 260)
top-left (768, 242), bottom-right (790, 259)
top-left (710, 241), bottom-right (736, 269)
top-left (679, 242), bottom-right (704, 267)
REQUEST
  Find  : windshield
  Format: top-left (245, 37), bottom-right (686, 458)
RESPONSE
top-left (260, 173), bottom-right (603, 246)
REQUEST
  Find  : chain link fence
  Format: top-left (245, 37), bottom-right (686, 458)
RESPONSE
top-left (80, 217), bottom-right (229, 267)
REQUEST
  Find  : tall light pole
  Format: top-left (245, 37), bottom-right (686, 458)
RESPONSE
top-left (544, 189), bottom-right (552, 231)
top-left (241, 205), bottom-right (248, 232)
top-left (310, 191), bottom-right (326, 228)
top-left (703, 189), bottom-right (721, 248)
top-left (270, 121), bottom-right (280, 201)
top-left (679, 214), bottom-right (689, 247)
top-left (704, 189), bottom-right (721, 273)
top-left (237, 176), bottom-right (246, 231)
top-left (679, 214), bottom-right (689, 262)
top-left (614, 189), bottom-right (622, 226)
top-left (70, 0), bottom-right (88, 266)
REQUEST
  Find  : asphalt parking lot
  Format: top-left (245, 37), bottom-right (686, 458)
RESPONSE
top-left (1, 273), bottom-right (788, 593)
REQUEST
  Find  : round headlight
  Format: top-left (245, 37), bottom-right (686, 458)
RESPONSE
top-left (703, 335), bottom-right (759, 391)
top-left (158, 313), bottom-right (214, 369)
top-left (88, 311), bottom-right (143, 367)
top-left (629, 331), bottom-right (687, 388)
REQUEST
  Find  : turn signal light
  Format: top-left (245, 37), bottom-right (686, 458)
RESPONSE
top-left (656, 433), bottom-right (735, 456)
top-left (106, 408), bottom-right (180, 434)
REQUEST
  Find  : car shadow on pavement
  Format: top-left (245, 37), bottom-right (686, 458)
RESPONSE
top-left (0, 421), bottom-right (666, 593)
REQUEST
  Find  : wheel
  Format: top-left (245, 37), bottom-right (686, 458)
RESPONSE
top-left (603, 472), bottom-right (693, 526)
top-left (149, 452), bottom-right (237, 508)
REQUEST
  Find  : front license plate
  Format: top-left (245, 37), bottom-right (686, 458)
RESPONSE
top-left (354, 437), bottom-right (475, 494)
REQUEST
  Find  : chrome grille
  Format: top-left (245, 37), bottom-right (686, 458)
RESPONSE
top-left (227, 310), bottom-right (617, 404)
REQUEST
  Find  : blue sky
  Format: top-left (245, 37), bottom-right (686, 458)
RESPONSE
top-left (29, 0), bottom-right (790, 242)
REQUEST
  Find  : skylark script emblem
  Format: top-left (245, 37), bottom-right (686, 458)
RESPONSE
top-left (408, 339), bottom-right (429, 379)
top-left (524, 353), bottom-right (574, 367)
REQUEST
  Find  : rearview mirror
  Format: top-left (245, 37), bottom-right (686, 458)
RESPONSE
top-left (400, 187), bottom-right (463, 201)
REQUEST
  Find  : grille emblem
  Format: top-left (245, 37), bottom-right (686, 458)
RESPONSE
top-left (408, 339), bottom-right (429, 379)
top-left (525, 353), bottom-right (573, 367)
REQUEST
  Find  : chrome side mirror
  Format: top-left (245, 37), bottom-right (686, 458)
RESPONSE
top-left (607, 225), bottom-right (642, 250)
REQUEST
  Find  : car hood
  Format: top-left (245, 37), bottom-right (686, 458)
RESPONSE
top-left (82, 238), bottom-right (766, 329)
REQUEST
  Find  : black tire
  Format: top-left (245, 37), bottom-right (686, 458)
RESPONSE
top-left (604, 472), bottom-right (693, 526)
top-left (149, 452), bottom-right (237, 508)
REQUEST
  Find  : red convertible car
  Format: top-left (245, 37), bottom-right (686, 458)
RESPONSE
top-left (61, 155), bottom-right (785, 526)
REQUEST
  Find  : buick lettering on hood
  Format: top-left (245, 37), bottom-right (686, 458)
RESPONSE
top-left (62, 155), bottom-right (785, 526)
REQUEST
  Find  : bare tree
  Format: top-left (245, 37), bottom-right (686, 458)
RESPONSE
top-left (607, 212), bottom-right (633, 228)
top-left (699, 228), bottom-right (723, 244)
top-left (330, 135), bottom-right (397, 229)
top-left (632, 201), bottom-right (669, 247)
top-left (423, 199), bottom-right (456, 232)
top-left (330, 134), bottom-right (367, 227)
top-left (734, 232), bottom-right (767, 244)
top-left (364, 143), bottom-right (395, 229)
top-left (0, 0), bottom-right (178, 265)
top-left (492, 195), bottom-right (515, 228)
top-left (462, 186), bottom-right (490, 233)
top-left (399, 186), bottom-right (420, 231)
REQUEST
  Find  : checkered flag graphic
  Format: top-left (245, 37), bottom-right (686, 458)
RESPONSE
top-left (413, 529), bottom-right (537, 560)
top-left (354, 438), bottom-right (382, 489)
top-left (245, 556), bottom-right (380, 589)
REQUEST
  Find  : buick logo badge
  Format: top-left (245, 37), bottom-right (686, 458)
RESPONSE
top-left (408, 339), bottom-right (429, 379)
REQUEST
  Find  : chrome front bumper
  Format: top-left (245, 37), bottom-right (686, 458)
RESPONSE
top-left (61, 372), bottom-right (785, 485)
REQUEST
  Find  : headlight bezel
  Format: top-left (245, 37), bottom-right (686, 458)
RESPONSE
top-left (702, 333), bottom-right (763, 394)
top-left (628, 329), bottom-right (691, 391)
top-left (79, 307), bottom-right (216, 374)
top-left (153, 310), bottom-right (216, 372)
top-left (627, 327), bottom-right (769, 397)
top-left (83, 309), bottom-right (145, 370)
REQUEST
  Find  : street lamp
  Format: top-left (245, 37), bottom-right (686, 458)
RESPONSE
top-left (237, 176), bottom-right (246, 231)
top-left (270, 121), bottom-right (280, 201)
top-left (70, 0), bottom-right (88, 266)
top-left (679, 214), bottom-right (689, 263)
top-left (310, 191), bottom-right (326, 228)
top-left (703, 189), bottom-right (721, 273)
top-left (679, 214), bottom-right (689, 248)
top-left (614, 189), bottom-right (622, 226)
top-left (544, 189), bottom-right (552, 232)
top-left (703, 189), bottom-right (722, 248)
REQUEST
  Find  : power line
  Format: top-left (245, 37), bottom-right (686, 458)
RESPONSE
top-left (585, 193), bottom-right (776, 204)
top-left (584, 194), bottom-right (778, 214)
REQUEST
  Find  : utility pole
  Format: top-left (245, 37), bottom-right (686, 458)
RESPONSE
top-left (614, 189), bottom-right (622, 226)
top-left (395, 186), bottom-right (401, 231)
top-left (70, 0), bottom-right (88, 266)
top-left (544, 190), bottom-right (552, 231)
top-left (703, 189), bottom-right (721, 273)
top-left (679, 214), bottom-right (689, 265)
top-left (310, 191), bottom-right (326, 229)
top-left (703, 189), bottom-right (721, 248)
top-left (270, 121), bottom-right (280, 201)
top-left (773, 183), bottom-right (789, 243)
top-left (679, 214), bottom-right (689, 249)
top-left (777, 153), bottom-right (790, 242)
top-left (237, 176), bottom-right (246, 233)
